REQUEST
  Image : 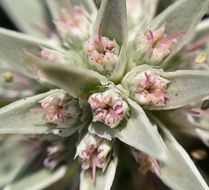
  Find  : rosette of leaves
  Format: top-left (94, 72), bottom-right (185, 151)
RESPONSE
top-left (0, 0), bottom-right (209, 190)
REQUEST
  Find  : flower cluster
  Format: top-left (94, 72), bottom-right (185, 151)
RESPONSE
top-left (88, 89), bottom-right (129, 128)
top-left (84, 34), bottom-right (119, 75)
top-left (130, 71), bottom-right (170, 106)
top-left (136, 27), bottom-right (184, 64)
top-left (33, 94), bottom-right (81, 126)
top-left (75, 133), bottom-right (112, 182)
top-left (54, 3), bottom-right (91, 47)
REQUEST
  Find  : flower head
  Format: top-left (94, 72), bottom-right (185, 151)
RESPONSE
top-left (83, 33), bottom-right (119, 76)
top-left (75, 133), bottom-right (112, 182)
top-left (137, 27), bottom-right (185, 64)
top-left (54, 3), bottom-right (91, 48)
top-left (88, 89), bottom-right (129, 128)
top-left (34, 93), bottom-right (81, 126)
top-left (131, 71), bottom-right (170, 106)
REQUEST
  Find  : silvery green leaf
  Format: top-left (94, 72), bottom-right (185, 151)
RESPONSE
top-left (0, 0), bottom-right (48, 38)
top-left (26, 55), bottom-right (109, 99)
top-left (0, 136), bottom-right (39, 188)
top-left (151, 0), bottom-right (209, 53)
top-left (80, 146), bottom-right (118, 190)
top-left (89, 97), bottom-right (167, 162)
top-left (0, 89), bottom-right (62, 134)
top-left (3, 167), bottom-right (67, 190)
top-left (0, 28), bottom-right (58, 79)
top-left (154, 124), bottom-right (209, 190)
top-left (122, 64), bottom-right (209, 110)
top-left (94, 0), bottom-right (127, 45)
top-left (109, 44), bottom-right (127, 83)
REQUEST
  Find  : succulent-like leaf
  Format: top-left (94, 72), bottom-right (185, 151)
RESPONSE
top-left (89, 97), bottom-right (167, 161)
top-left (3, 167), bottom-right (67, 190)
top-left (0, 28), bottom-right (58, 79)
top-left (122, 65), bottom-right (209, 110)
top-left (0, 89), bottom-right (65, 134)
top-left (0, 136), bottom-right (39, 188)
top-left (94, 0), bottom-right (127, 45)
top-left (26, 55), bottom-right (109, 99)
top-left (0, 0), bottom-right (48, 38)
top-left (151, 0), bottom-right (209, 54)
top-left (80, 146), bottom-right (118, 190)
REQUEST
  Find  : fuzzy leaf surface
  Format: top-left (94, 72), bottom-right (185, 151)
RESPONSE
top-left (94, 0), bottom-right (127, 45)
top-left (26, 55), bottom-right (108, 99)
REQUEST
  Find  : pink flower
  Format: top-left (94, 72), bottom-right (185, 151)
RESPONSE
top-left (88, 89), bottom-right (129, 128)
top-left (32, 94), bottom-right (81, 126)
top-left (75, 133), bottom-right (112, 183)
top-left (137, 26), bottom-right (185, 64)
top-left (83, 33), bottom-right (119, 75)
top-left (132, 71), bottom-right (170, 106)
top-left (54, 2), bottom-right (90, 46)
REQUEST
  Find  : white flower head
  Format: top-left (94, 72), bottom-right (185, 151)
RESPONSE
top-left (137, 26), bottom-right (185, 64)
top-left (75, 133), bottom-right (112, 182)
top-left (88, 89), bottom-right (129, 128)
top-left (83, 32), bottom-right (119, 76)
top-left (131, 71), bottom-right (170, 106)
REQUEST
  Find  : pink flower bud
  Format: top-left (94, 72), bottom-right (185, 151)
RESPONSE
top-left (83, 35), bottom-right (119, 75)
top-left (33, 93), bottom-right (81, 126)
top-left (88, 89), bottom-right (129, 128)
top-left (75, 133), bottom-right (112, 183)
top-left (54, 4), bottom-right (90, 47)
top-left (132, 71), bottom-right (170, 106)
top-left (137, 27), bottom-right (185, 64)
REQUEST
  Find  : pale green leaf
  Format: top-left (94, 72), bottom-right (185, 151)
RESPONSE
top-left (80, 146), bottom-right (118, 190)
top-left (94, 0), bottom-right (127, 45)
top-left (109, 44), bottom-right (127, 83)
top-left (155, 124), bottom-right (209, 190)
top-left (3, 167), bottom-right (66, 190)
top-left (0, 0), bottom-right (48, 38)
top-left (89, 97), bottom-right (167, 162)
top-left (151, 0), bottom-right (209, 53)
top-left (0, 28), bottom-right (58, 79)
top-left (26, 55), bottom-right (109, 99)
